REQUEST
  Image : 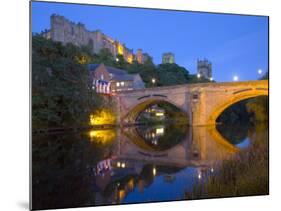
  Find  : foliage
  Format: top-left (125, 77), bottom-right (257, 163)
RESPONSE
top-left (246, 96), bottom-right (268, 123)
top-left (260, 70), bottom-right (269, 80)
top-left (157, 102), bottom-right (189, 123)
top-left (89, 108), bottom-right (117, 125)
top-left (32, 35), bottom-right (105, 129)
top-left (32, 131), bottom-right (116, 209)
top-left (245, 71), bottom-right (269, 123)
top-left (156, 64), bottom-right (190, 86)
top-left (88, 46), bottom-right (209, 88)
top-left (90, 48), bottom-right (116, 66)
top-left (217, 100), bottom-right (253, 124)
top-left (217, 71), bottom-right (268, 125)
top-left (136, 102), bottom-right (189, 124)
top-left (187, 124), bottom-right (268, 199)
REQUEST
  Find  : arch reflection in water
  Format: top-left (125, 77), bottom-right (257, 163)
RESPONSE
top-left (91, 124), bottom-right (243, 205)
top-left (134, 124), bottom-right (187, 151)
top-left (32, 124), bottom-right (264, 208)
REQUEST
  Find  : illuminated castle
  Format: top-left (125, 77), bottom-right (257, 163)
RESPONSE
top-left (42, 14), bottom-right (150, 64)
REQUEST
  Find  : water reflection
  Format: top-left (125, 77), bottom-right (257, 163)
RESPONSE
top-left (32, 123), bottom-right (267, 209)
top-left (134, 124), bottom-right (187, 151)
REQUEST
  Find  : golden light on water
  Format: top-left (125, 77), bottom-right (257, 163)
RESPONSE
top-left (128, 178), bottom-right (134, 190)
top-left (153, 167), bottom-right (157, 176)
top-left (118, 189), bottom-right (126, 201)
top-left (89, 129), bottom-right (116, 144)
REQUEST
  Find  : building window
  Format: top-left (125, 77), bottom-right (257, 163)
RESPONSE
top-left (101, 74), bottom-right (104, 80)
top-left (116, 82), bottom-right (120, 87)
top-left (121, 81), bottom-right (125, 86)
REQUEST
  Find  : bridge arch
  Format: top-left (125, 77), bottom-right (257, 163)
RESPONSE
top-left (116, 80), bottom-right (268, 126)
top-left (122, 97), bottom-right (188, 124)
top-left (206, 88), bottom-right (268, 125)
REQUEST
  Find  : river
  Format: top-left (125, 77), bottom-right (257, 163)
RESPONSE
top-left (32, 123), bottom-right (268, 210)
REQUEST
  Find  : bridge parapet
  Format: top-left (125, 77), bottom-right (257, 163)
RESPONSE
top-left (115, 80), bottom-right (268, 126)
top-left (117, 80), bottom-right (268, 95)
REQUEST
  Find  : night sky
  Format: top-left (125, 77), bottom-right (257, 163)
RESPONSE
top-left (31, 1), bottom-right (268, 82)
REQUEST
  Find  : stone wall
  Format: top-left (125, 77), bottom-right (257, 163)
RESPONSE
top-left (48, 14), bottom-right (148, 64)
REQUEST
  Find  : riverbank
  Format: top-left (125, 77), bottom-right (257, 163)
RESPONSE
top-left (32, 119), bottom-right (190, 134)
top-left (186, 123), bottom-right (269, 199)
top-left (32, 124), bottom-right (116, 134)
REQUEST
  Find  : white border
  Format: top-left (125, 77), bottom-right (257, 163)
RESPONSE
top-left (1, 0), bottom-right (280, 210)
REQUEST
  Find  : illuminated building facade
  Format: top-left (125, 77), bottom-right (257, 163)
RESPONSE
top-left (143, 105), bottom-right (165, 120)
top-left (88, 63), bottom-right (145, 93)
top-left (42, 14), bottom-right (150, 64)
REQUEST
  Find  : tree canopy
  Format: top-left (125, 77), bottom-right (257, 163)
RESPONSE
top-left (32, 35), bottom-right (105, 129)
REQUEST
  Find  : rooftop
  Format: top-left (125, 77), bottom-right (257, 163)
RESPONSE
top-left (88, 63), bottom-right (139, 81)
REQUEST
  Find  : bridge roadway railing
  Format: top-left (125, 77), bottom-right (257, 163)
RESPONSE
top-left (116, 80), bottom-right (268, 95)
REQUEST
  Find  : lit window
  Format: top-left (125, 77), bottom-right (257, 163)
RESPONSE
top-left (116, 82), bottom-right (120, 87)
top-left (156, 112), bottom-right (164, 116)
top-left (156, 128), bottom-right (164, 135)
top-left (121, 81), bottom-right (125, 86)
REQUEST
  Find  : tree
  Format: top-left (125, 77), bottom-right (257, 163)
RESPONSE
top-left (32, 35), bottom-right (104, 129)
top-left (156, 63), bottom-right (190, 86)
top-left (115, 53), bottom-right (128, 69)
top-left (91, 48), bottom-right (115, 66)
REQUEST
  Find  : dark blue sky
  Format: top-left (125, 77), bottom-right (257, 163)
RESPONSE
top-left (31, 1), bottom-right (268, 82)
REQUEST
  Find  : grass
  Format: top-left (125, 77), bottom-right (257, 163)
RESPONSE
top-left (186, 123), bottom-right (269, 199)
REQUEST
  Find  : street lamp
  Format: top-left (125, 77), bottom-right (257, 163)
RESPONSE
top-left (152, 78), bottom-right (156, 87)
top-left (210, 77), bottom-right (213, 81)
top-left (233, 75), bottom-right (239, 82)
top-left (258, 69), bottom-right (263, 75)
top-left (197, 73), bottom-right (201, 79)
top-left (116, 58), bottom-right (119, 62)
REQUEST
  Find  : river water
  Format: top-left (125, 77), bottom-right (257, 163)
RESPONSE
top-left (32, 123), bottom-right (268, 210)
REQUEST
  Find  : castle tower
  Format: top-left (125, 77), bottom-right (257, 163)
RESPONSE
top-left (197, 59), bottom-right (212, 79)
top-left (136, 49), bottom-right (143, 64)
top-left (162, 53), bottom-right (175, 64)
top-left (50, 14), bottom-right (66, 44)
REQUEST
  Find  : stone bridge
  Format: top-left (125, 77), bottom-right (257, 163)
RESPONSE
top-left (115, 80), bottom-right (268, 126)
